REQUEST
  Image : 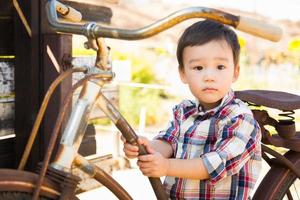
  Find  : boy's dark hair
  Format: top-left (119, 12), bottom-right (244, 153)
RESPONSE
top-left (176, 20), bottom-right (240, 70)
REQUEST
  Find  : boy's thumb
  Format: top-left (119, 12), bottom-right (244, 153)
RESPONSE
top-left (146, 145), bottom-right (155, 154)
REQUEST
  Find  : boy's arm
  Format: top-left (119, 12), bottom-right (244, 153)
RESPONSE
top-left (167, 158), bottom-right (209, 180)
top-left (150, 139), bottom-right (173, 158)
top-left (150, 140), bottom-right (209, 179)
top-left (138, 151), bottom-right (209, 180)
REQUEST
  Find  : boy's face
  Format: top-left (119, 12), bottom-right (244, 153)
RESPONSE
top-left (180, 39), bottom-right (239, 110)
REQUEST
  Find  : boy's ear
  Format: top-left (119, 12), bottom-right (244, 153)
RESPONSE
top-left (179, 67), bottom-right (187, 84)
top-left (233, 65), bottom-right (240, 82)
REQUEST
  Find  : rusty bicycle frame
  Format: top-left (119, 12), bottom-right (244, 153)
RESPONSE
top-left (235, 90), bottom-right (300, 199)
top-left (1, 0), bottom-right (299, 200)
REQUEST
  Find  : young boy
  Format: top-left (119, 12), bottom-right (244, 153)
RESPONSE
top-left (122, 20), bottom-right (261, 199)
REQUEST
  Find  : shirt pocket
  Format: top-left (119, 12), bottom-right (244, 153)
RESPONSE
top-left (190, 119), bottom-right (211, 145)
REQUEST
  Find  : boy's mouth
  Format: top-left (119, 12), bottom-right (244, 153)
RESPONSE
top-left (203, 88), bottom-right (217, 92)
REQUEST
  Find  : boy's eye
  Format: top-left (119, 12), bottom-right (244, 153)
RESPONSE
top-left (193, 66), bottom-right (203, 70)
top-left (217, 65), bottom-right (226, 70)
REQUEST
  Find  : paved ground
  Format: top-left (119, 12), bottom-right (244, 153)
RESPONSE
top-left (77, 160), bottom-right (271, 200)
top-left (77, 167), bottom-right (160, 200)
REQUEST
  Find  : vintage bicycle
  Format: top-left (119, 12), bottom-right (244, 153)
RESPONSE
top-left (0, 0), bottom-right (299, 199)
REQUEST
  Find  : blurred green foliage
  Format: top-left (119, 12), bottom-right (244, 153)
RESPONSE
top-left (113, 50), bottom-right (167, 127)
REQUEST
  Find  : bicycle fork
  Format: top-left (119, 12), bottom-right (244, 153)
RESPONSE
top-left (51, 79), bottom-right (167, 199)
top-left (51, 80), bottom-right (101, 172)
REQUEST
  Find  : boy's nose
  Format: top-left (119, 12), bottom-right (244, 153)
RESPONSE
top-left (203, 69), bottom-right (215, 82)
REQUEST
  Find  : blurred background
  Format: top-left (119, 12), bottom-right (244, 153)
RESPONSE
top-left (69, 0), bottom-right (300, 198)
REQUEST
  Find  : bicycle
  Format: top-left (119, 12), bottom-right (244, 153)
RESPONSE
top-left (0, 0), bottom-right (299, 199)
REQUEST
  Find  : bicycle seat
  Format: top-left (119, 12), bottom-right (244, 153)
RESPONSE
top-left (235, 90), bottom-right (300, 111)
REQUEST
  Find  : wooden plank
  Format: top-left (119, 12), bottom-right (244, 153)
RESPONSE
top-left (0, 0), bottom-right (13, 54)
top-left (0, 0), bottom-right (13, 16)
top-left (0, 137), bottom-right (15, 168)
top-left (41, 34), bottom-right (72, 158)
top-left (0, 19), bottom-right (14, 55)
top-left (14, 0), bottom-right (42, 170)
top-left (14, 0), bottom-right (73, 170)
top-left (0, 137), bottom-right (14, 154)
top-left (0, 154), bottom-right (15, 168)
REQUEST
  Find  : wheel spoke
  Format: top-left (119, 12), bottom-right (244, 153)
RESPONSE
top-left (293, 180), bottom-right (300, 200)
top-left (286, 189), bottom-right (293, 200)
top-left (287, 179), bottom-right (300, 200)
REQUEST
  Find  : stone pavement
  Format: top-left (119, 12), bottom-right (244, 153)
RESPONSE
top-left (77, 167), bottom-right (160, 200)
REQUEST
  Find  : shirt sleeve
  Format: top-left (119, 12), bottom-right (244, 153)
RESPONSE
top-left (154, 105), bottom-right (181, 158)
top-left (201, 113), bottom-right (261, 184)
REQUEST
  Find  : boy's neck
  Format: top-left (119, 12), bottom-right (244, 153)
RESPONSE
top-left (199, 100), bottom-right (222, 112)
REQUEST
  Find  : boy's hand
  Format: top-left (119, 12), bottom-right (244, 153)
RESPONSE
top-left (121, 135), bottom-right (155, 159)
top-left (137, 152), bottom-right (169, 177)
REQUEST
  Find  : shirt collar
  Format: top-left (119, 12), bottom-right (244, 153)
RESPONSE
top-left (196, 90), bottom-right (235, 117)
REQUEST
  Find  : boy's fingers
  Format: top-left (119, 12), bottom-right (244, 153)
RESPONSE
top-left (123, 147), bottom-right (139, 157)
top-left (124, 143), bottom-right (139, 151)
top-left (125, 152), bottom-right (139, 158)
top-left (146, 146), bottom-right (155, 154)
top-left (137, 137), bottom-right (154, 153)
top-left (137, 160), bottom-right (151, 168)
top-left (137, 137), bottom-right (144, 145)
top-left (138, 155), bottom-right (153, 162)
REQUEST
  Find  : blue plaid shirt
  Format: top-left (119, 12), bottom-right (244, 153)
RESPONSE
top-left (155, 91), bottom-right (261, 199)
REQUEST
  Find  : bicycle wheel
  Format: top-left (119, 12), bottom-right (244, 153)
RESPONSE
top-left (0, 169), bottom-right (60, 200)
top-left (0, 191), bottom-right (52, 200)
top-left (253, 150), bottom-right (300, 200)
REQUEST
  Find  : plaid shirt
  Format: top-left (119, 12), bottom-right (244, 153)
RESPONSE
top-left (155, 91), bottom-right (261, 199)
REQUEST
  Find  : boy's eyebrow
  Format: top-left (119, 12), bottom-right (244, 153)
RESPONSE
top-left (189, 57), bottom-right (229, 63)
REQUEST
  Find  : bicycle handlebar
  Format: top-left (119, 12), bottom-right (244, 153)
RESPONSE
top-left (55, 1), bottom-right (82, 22)
top-left (46, 0), bottom-right (282, 42)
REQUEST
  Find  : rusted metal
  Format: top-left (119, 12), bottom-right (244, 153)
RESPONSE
top-left (40, 165), bottom-right (81, 200)
top-left (18, 67), bottom-right (86, 170)
top-left (235, 90), bottom-right (300, 151)
top-left (74, 154), bottom-right (133, 200)
top-left (0, 169), bottom-right (60, 199)
top-left (236, 90), bottom-right (300, 198)
top-left (95, 37), bottom-right (110, 70)
top-left (262, 144), bottom-right (300, 179)
top-left (51, 79), bottom-right (108, 171)
top-left (33, 69), bottom-right (112, 199)
top-left (235, 90), bottom-right (300, 111)
top-left (265, 132), bottom-right (300, 152)
top-left (89, 7), bottom-right (239, 40)
top-left (247, 109), bottom-right (300, 152)
top-left (32, 74), bottom-right (94, 200)
top-left (46, 0), bottom-right (239, 40)
top-left (253, 150), bottom-right (300, 199)
top-left (276, 118), bottom-right (296, 139)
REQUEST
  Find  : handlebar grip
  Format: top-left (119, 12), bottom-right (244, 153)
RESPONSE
top-left (115, 117), bottom-right (168, 200)
top-left (56, 1), bottom-right (82, 22)
top-left (236, 16), bottom-right (283, 42)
